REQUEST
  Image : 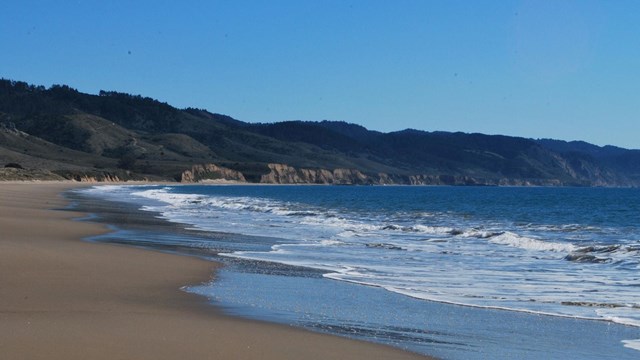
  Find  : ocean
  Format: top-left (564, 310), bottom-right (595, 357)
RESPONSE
top-left (74, 184), bottom-right (640, 359)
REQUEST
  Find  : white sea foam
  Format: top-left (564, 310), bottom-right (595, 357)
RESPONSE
top-left (488, 231), bottom-right (577, 252)
top-left (622, 339), bottom-right (640, 351)
top-left (86, 184), bottom-right (640, 338)
top-left (320, 239), bottom-right (345, 246)
top-left (412, 225), bottom-right (455, 234)
top-left (80, 184), bottom-right (141, 199)
top-left (83, 184), bottom-right (127, 193)
top-left (131, 187), bottom-right (193, 205)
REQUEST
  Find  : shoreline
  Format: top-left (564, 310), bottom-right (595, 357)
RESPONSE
top-left (0, 182), bottom-right (429, 359)
top-left (74, 182), bottom-right (640, 359)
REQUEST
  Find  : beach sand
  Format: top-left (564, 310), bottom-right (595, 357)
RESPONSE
top-left (0, 182), bottom-right (429, 359)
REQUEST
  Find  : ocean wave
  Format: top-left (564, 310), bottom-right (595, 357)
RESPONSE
top-left (384, 226), bottom-right (505, 239)
top-left (320, 239), bottom-right (345, 246)
top-left (412, 225), bottom-right (456, 234)
top-left (460, 229), bottom-right (505, 239)
top-left (131, 187), bottom-right (198, 205)
top-left (285, 211), bottom-right (319, 217)
top-left (322, 272), bottom-right (636, 323)
top-left (366, 243), bottom-right (406, 251)
top-left (488, 232), bottom-right (577, 252)
top-left (526, 223), bottom-right (603, 233)
top-left (82, 184), bottom-right (128, 193)
top-left (79, 184), bottom-right (150, 200)
top-left (84, 184), bottom-right (640, 338)
top-left (564, 244), bottom-right (640, 265)
top-left (596, 307), bottom-right (640, 328)
top-left (377, 224), bottom-right (456, 235)
top-left (563, 254), bottom-right (611, 264)
top-left (582, 244), bottom-right (640, 256)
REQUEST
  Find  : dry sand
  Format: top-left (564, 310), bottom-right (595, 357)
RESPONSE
top-left (0, 182), bottom-right (430, 359)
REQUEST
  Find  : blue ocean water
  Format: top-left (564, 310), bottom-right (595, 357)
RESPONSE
top-left (80, 185), bottom-right (640, 359)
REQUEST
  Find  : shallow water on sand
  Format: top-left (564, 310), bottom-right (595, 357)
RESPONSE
top-left (75, 185), bottom-right (640, 359)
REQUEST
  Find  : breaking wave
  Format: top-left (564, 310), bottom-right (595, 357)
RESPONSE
top-left (82, 185), bottom-right (640, 338)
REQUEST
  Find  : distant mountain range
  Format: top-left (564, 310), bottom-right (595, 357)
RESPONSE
top-left (1, 78), bottom-right (639, 186)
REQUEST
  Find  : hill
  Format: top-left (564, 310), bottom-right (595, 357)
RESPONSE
top-left (0, 78), bottom-right (638, 186)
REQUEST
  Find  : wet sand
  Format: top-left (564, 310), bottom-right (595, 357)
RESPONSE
top-left (0, 182), bottom-right (429, 359)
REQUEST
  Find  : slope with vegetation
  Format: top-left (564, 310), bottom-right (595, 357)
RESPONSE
top-left (0, 79), bottom-right (637, 186)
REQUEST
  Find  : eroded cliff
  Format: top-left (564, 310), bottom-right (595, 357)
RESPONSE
top-left (180, 164), bottom-right (246, 183)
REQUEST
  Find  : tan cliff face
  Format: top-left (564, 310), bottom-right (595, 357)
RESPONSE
top-left (3, 159), bottom-right (581, 185)
top-left (178, 162), bottom-right (596, 187)
top-left (180, 164), bottom-right (246, 183)
top-left (180, 163), bottom-right (375, 185)
top-left (259, 164), bottom-right (371, 185)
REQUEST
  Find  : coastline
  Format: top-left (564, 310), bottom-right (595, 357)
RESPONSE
top-left (0, 182), bottom-right (429, 360)
top-left (69, 183), bottom-right (640, 359)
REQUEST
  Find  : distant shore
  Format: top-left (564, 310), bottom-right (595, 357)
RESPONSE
top-left (0, 181), bottom-right (428, 360)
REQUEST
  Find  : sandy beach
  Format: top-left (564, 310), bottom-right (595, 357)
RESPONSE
top-left (0, 182), bottom-right (428, 360)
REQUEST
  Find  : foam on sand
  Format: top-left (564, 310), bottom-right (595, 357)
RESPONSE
top-left (622, 339), bottom-right (640, 351)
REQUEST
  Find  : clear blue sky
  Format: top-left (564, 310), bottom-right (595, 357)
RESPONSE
top-left (1, 1), bottom-right (639, 148)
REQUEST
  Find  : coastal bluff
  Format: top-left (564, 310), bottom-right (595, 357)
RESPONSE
top-left (180, 164), bottom-right (246, 183)
top-left (179, 163), bottom-right (571, 186)
top-left (2, 78), bottom-right (639, 187)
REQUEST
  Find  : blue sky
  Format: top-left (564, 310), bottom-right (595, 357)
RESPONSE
top-left (1, 0), bottom-right (639, 148)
